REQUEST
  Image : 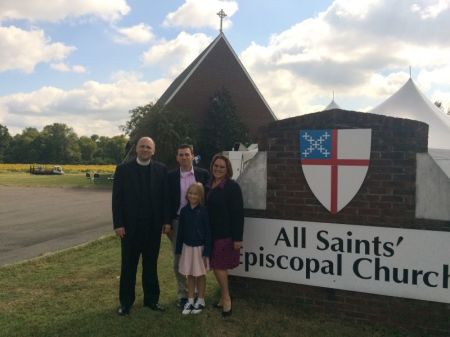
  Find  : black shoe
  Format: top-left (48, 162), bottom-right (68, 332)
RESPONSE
top-left (176, 298), bottom-right (188, 308)
top-left (222, 308), bottom-right (232, 317)
top-left (117, 306), bottom-right (130, 316)
top-left (145, 303), bottom-right (165, 312)
top-left (221, 298), bottom-right (232, 317)
top-left (182, 302), bottom-right (195, 315)
top-left (191, 302), bottom-right (205, 314)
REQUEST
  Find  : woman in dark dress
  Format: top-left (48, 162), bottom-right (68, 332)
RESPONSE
top-left (207, 154), bottom-right (244, 317)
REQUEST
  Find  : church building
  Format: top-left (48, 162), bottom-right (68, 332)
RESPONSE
top-left (156, 28), bottom-right (276, 139)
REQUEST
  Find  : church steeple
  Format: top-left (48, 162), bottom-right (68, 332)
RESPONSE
top-left (217, 9), bottom-right (227, 33)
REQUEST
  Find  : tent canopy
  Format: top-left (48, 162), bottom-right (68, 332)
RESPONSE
top-left (370, 78), bottom-right (450, 149)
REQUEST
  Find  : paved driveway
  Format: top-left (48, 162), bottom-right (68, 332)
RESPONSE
top-left (0, 186), bottom-right (113, 266)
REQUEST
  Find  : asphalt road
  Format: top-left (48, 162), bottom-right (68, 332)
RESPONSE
top-left (0, 186), bottom-right (113, 266)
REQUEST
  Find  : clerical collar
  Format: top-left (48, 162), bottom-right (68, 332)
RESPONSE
top-left (136, 158), bottom-right (151, 166)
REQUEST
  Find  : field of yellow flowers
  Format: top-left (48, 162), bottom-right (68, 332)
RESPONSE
top-left (0, 163), bottom-right (116, 173)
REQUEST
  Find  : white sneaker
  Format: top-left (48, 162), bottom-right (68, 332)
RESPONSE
top-left (191, 301), bottom-right (205, 314)
top-left (182, 302), bottom-right (194, 315)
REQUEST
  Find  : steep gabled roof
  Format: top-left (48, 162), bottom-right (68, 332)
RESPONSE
top-left (156, 33), bottom-right (276, 138)
top-left (370, 78), bottom-right (450, 149)
top-left (157, 39), bottom-right (215, 107)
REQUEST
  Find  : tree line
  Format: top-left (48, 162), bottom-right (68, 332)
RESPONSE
top-left (0, 123), bottom-right (128, 164)
top-left (1, 92), bottom-right (447, 166)
top-left (0, 88), bottom-right (251, 167)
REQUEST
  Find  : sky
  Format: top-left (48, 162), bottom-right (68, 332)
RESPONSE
top-left (1, 0), bottom-right (450, 137)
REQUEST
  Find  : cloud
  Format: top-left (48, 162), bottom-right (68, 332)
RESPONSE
top-left (417, 64), bottom-right (450, 89)
top-left (410, 0), bottom-right (450, 19)
top-left (142, 31), bottom-right (212, 77)
top-left (163, 0), bottom-right (238, 30)
top-left (420, 65), bottom-right (450, 111)
top-left (72, 65), bottom-right (87, 73)
top-left (239, 0), bottom-right (450, 118)
top-left (113, 23), bottom-right (154, 44)
top-left (0, 72), bottom-right (171, 136)
top-left (50, 63), bottom-right (71, 72)
top-left (50, 63), bottom-right (87, 73)
top-left (0, 0), bottom-right (130, 23)
top-left (0, 25), bottom-right (75, 73)
top-left (367, 72), bottom-right (410, 97)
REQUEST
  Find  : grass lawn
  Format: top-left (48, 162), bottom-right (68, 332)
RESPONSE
top-left (0, 236), bottom-right (407, 337)
top-left (0, 172), bottom-right (112, 189)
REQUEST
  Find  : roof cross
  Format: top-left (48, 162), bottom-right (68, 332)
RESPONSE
top-left (217, 9), bottom-right (227, 33)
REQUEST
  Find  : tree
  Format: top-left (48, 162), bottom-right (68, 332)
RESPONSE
top-left (40, 123), bottom-right (80, 163)
top-left (121, 105), bottom-right (149, 136)
top-left (7, 127), bottom-right (41, 163)
top-left (0, 124), bottom-right (11, 162)
top-left (106, 136), bottom-right (128, 164)
top-left (124, 103), bottom-right (197, 168)
top-left (78, 136), bottom-right (97, 163)
top-left (199, 88), bottom-right (250, 163)
top-left (95, 135), bottom-right (128, 164)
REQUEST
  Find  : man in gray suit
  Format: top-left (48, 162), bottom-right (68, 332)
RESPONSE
top-left (167, 144), bottom-right (210, 307)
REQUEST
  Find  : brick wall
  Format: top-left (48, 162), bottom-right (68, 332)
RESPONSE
top-left (231, 277), bottom-right (450, 337)
top-left (235, 109), bottom-right (450, 336)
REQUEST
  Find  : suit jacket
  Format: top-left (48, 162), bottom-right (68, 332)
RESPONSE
top-left (168, 166), bottom-right (210, 220)
top-left (112, 160), bottom-right (170, 238)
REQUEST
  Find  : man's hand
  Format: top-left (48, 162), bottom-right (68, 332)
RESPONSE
top-left (166, 228), bottom-right (174, 240)
top-left (115, 227), bottom-right (126, 238)
top-left (162, 224), bottom-right (171, 234)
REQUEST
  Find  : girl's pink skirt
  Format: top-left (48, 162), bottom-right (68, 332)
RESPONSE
top-left (178, 244), bottom-right (210, 277)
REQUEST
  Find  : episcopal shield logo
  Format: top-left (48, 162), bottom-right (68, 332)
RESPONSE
top-left (299, 129), bottom-right (371, 214)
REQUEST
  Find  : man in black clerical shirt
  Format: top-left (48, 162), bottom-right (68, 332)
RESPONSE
top-left (112, 137), bottom-right (171, 316)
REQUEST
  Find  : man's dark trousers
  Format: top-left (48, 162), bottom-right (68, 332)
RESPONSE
top-left (119, 222), bottom-right (161, 308)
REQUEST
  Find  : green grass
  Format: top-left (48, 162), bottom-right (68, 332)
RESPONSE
top-left (0, 172), bottom-right (112, 189)
top-left (0, 236), bottom-right (407, 337)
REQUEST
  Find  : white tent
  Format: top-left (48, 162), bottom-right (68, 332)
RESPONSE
top-left (323, 98), bottom-right (341, 111)
top-left (370, 78), bottom-right (450, 149)
top-left (323, 91), bottom-right (341, 111)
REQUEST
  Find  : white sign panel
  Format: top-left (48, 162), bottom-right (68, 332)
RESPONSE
top-left (231, 218), bottom-right (450, 304)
